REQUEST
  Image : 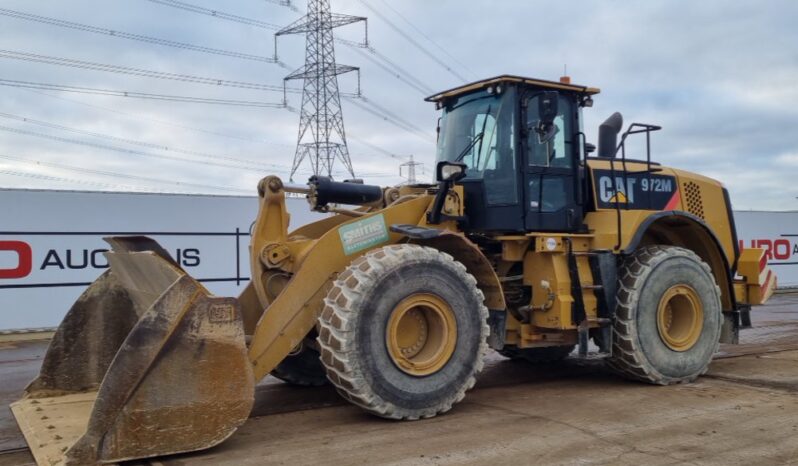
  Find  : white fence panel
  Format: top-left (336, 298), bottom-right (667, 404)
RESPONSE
top-left (1, 189), bottom-right (795, 331)
top-left (0, 189), bottom-right (321, 330)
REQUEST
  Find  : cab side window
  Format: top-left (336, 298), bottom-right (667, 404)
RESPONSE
top-left (525, 95), bottom-right (575, 215)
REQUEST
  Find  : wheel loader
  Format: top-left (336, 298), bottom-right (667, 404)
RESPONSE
top-left (11, 75), bottom-right (776, 465)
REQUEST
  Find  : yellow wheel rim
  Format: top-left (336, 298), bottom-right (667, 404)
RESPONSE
top-left (656, 284), bottom-right (704, 352)
top-left (386, 293), bottom-right (457, 377)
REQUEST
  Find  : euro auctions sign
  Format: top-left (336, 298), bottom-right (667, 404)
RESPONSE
top-left (734, 211), bottom-right (798, 288)
top-left (0, 189), bottom-right (321, 331)
top-left (0, 190), bottom-right (796, 331)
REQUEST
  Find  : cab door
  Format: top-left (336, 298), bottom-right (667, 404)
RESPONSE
top-left (523, 93), bottom-right (582, 231)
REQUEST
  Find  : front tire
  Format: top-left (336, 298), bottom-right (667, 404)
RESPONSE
top-left (317, 244), bottom-right (489, 420)
top-left (607, 245), bottom-right (722, 385)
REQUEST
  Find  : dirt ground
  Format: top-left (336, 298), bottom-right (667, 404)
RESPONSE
top-left (2, 294), bottom-right (797, 465)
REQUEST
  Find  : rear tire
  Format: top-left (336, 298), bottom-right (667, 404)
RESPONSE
top-left (499, 345), bottom-right (575, 363)
top-left (317, 244), bottom-right (489, 420)
top-left (607, 246), bottom-right (722, 385)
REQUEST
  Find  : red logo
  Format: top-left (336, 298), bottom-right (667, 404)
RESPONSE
top-left (740, 239), bottom-right (795, 261)
top-left (0, 241), bottom-right (33, 279)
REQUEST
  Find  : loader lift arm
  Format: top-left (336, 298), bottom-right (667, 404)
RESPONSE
top-left (245, 176), bottom-right (435, 379)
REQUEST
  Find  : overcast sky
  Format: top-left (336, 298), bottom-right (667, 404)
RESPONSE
top-left (0, 0), bottom-right (796, 209)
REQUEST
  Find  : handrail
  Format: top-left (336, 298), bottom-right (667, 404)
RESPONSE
top-left (610, 123), bottom-right (662, 250)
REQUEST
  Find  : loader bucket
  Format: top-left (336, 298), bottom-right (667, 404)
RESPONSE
top-left (10, 237), bottom-right (255, 466)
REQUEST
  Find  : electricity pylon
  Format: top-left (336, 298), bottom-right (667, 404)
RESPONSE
top-left (276, 0), bottom-right (367, 181)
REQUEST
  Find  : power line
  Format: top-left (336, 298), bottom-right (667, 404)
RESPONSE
top-left (0, 111), bottom-right (290, 170)
top-left (139, 0), bottom-right (435, 97)
top-left (0, 8), bottom-right (430, 170)
top-left (0, 92), bottom-right (406, 182)
top-left (346, 45), bottom-right (430, 95)
top-left (0, 154), bottom-right (251, 194)
top-left (344, 97), bottom-right (420, 139)
top-left (346, 96), bottom-right (433, 142)
top-left (0, 78), bottom-right (287, 108)
top-left (2, 96), bottom-right (419, 173)
top-left (347, 134), bottom-right (407, 161)
top-left (284, 91), bottom-right (434, 147)
top-left (14, 80), bottom-right (430, 161)
top-left (334, 34), bottom-right (435, 95)
top-left (357, 173), bottom-right (399, 178)
top-left (356, 0), bottom-right (469, 83)
top-left (375, 0), bottom-right (478, 80)
top-left (0, 7), bottom-right (279, 64)
top-left (0, 49), bottom-right (305, 94)
top-left (19, 86), bottom-right (404, 164)
top-left (138, 0), bottom-right (438, 133)
top-left (123, 2), bottom-right (437, 143)
top-left (261, 0), bottom-right (300, 12)
top-left (19, 87), bottom-right (293, 146)
top-left (0, 169), bottom-right (182, 194)
top-left (367, 47), bottom-right (435, 94)
top-left (145, 0), bottom-right (281, 30)
top-left (0, 124), bottom-right (290, 173)
top-left (0, 168), bottom-right (158, 192)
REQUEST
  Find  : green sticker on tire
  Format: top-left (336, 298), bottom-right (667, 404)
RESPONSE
top-left (339, 213), bottom-right (390, 255)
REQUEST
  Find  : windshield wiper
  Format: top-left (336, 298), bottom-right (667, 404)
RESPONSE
top-left (474, 105), bottom-right (491, 168)
top-left (454, 105), bottom-right (492, 163)
top-left (454, 131), bottom-right (484, 162)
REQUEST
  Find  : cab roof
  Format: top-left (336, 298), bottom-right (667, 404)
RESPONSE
top-left (424, 75), bottom-right (601, 103)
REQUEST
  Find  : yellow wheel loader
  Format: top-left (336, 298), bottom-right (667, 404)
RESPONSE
top-left (11, 75), bottom-right (777, 465)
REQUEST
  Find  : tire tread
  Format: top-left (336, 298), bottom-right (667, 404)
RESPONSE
top-left (317, 244), bottom-right (490, 420)
top-left (606, 245), bottom-right (722, 385)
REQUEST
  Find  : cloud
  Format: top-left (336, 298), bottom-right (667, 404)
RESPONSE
top-left (0, 0), bottom-right (795, 210)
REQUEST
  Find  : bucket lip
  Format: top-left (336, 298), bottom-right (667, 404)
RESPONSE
top-left (10, 391), bottom-right (99, 466)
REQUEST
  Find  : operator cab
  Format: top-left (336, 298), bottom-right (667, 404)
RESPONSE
top-left (428, 75), bottom-right (599, 233)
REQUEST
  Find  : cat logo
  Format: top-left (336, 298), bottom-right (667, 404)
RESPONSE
top-left (599, 175), bottom-right (636, 204)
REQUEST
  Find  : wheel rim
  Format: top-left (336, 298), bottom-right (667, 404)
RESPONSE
top-left (386, 293), bottom-right (457, 376)
top-left (656, 284), bottom-right (704, 352)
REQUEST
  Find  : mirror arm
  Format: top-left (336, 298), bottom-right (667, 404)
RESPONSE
top-left (426, 179), bottom-right (469, 227)
top-left (426, 180), bottom-right (450, 225)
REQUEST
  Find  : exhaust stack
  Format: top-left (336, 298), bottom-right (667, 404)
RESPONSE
top-left (597, 112), bottom-right (624, 158)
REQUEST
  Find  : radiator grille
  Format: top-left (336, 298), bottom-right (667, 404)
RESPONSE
top-left (684, 182), bottom-right (705, 219)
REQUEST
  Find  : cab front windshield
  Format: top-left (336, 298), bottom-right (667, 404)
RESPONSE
top-left (436, 87), bottom-right (517, 204)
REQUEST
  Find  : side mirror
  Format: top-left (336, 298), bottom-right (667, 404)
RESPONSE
top-left (533, 91), bottom-right (560, 144)
top-left (436, 161), bottom-right (467, 182)
top-left (538, 91), bottom-right (559, 125)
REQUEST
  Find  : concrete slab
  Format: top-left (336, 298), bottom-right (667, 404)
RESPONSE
top-left (145, 370), bottom-right (798, 466)
top-left (0, 295), bottom-right (795, 465)
top-left (709, 350), bottom-right (798, 391)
